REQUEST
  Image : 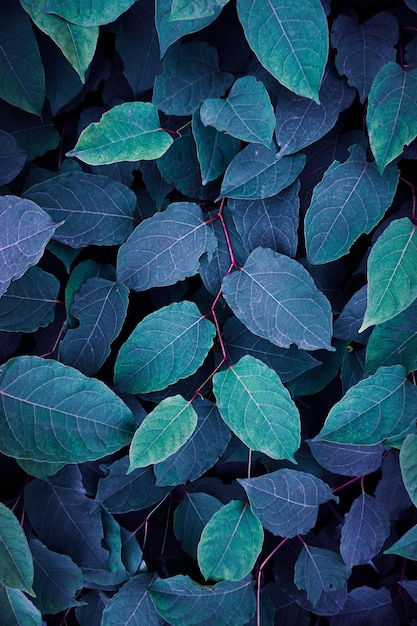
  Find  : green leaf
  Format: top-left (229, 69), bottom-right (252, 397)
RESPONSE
top-left (43, 0), bottom-right (136, 26)
top-left (385, 524), bottom-right (417, 561)
top-left (360, 218), bottom-right (417, 331)
top-left (169, 0), bottom-right (229, 20)
top-left (117, 202), bottom-right (216, 291)
top-left (367, 62), bottom-right (417, 173)
top-left (66, 102), bottom-right (173, 165)
top-left (197, 500), bottom-right (263, 582)
top-left (0, 587), bottom-right (41, 626)
top-left (101, 573), bottom-right (164, 626)
top-left (128, 395), bottom-right (198, 471)
top-left (200, 76), bottom-right (275, 147)
top-left (400, 434), bottom-right (417, 508)
top-left (0, 503), bottom-right (34, 594)
top-left (313, 365), bottom-right (417, 445)
top-left (148, 574), bottom-right (256, 626)
top-left (114, 301), bottom-right (215, 393)
top-left (294, 547), bottom-right (350, 605)
top-left (222, 247), bottom-right (333, 350)
top-left (305, 144), bottom-right (399, 265)
top-left (237, 0), bottom-right (328, 102)
top-left (174, 492), bottom-right (223, 559)
top-left (0, 356), bottom-right (134, 464)
top-left (213, 355), bottom-right (300, 461)
top-left (0, 129), bottom-right (26, 185)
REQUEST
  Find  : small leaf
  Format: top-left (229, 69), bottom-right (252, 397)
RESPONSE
top-left (236, 0), bottom-right (328, 102)
top-left (0, 587), bottom-right (41, 626)
top-left (169, 0), bottom-right (229, 20)
top-left (0, 502), bottom-right (34, 594)
top-left (128, 395), bottom-right (198, 471)
top-left (294, 546), bottom-right (350, 605)
top-left (334, 285), bottom-right (370, 343)
top-left (400, 434), bottom-right (417, 507)
top-left (0, 129), bottom-right (26, 185)
top-left (174, 492), bottom-right (223, 559)
top-left (385, 524), bottom-right (417, 560)
top-left (197, 500), bottom-right (263, 581)
top-left (222, 247), bottom-right (333, 350)
top-left (101, 573), bottom-right (164, 626)
top-left (239, 469), bottom-right (336, 537)
top-left (66, 102), bottom-right (173, 165)
top-left (43, 0), bottom-right (136, 26)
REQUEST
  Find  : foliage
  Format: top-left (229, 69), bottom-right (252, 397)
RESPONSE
top-left (2, 0), bottom-right (417, 623)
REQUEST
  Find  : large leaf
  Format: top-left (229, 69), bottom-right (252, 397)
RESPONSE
top-left (0, 129), bottom-right (26, 185)
top-left (213, 355), bottom-right (300, 461)
top-left (174, 492), bottom-right (223, 559)
top-left (0, 196), bottom-right (60, 297)
top-left (314, 365), bottom-right (417, 445)
top-left (0, 356), bottom-right (134, 464)
top-left (308, 440), bottom-right (383, 477)
top-left (330, 586), bottom-right (397, 625)
top-left (222, 247), bottom-right (333, 350)
top-left (101, 573), bottom-right (164, 626)
top-left (294, 547), bottom-right (350, 605)
top-left (117, 202), bottom-right (216, 291)
top-left (114, 301), bottom-right (215, 393)
top-left (148, 574), bottom-right (256, 626)
top-left (0, 587), bottom-right (41, 626)
top-left (197, 500), bottom-right (263, 581)
top-left (24, 172), bottom-right (137, 248)
top-left (43, 0), bottom-right (136, 26)
top-left (236, 0), bottom-right (328, 102)
top-left (169, 0), bottom-right (229, 20)
top-left (66, 102), bottom-right (173, 165)
top-left (360, 218), bottom-right (417, 331)
top-left (385, 524), bottom-right (417, 561)
top-left (400, 434), bottom-right (417, 508)
top-left (239, 469), bottom-right (336, 537)
top-left (305, 144), bottom-right (399, 265)
top-left (367, 62), bottom-right (417, 173)
top-left (0, 503), bottom-right (33, 594)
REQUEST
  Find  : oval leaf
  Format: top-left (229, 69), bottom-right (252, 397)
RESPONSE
top-left (0, 502), bottom-right (34, 594)
top-left (0, 587), bottom-right (41, 626)
top-left (174, 492), bottom-right (223, 559)
top-left (169, 0), bottom-right (229, 20)
top-left (101, 573), bottom-right (164, 626)
top-left (294, 546), bottom-right (350, 605)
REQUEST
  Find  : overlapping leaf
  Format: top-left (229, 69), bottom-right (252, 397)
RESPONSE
top-left (43, 0), bottom-right (136, 26)
top-left (332, 586), bottom-right (396, 625)
top-left (400, 434), bottom-right (417, 507)
top-left (174, 492), bottom-right (223, 559)
top-left (169, 0), bottom-right (229, 20)
top-left (308, 440), bottom-right (383, 477)
top-left (101, 574), bottom-right (164, 626)
top-left (385, 524), bottom-right (417, 560)
top-left (0, 129), bottom-right (26, 185)
top-left (294, 547), bottom-right (350, 605)
top-left (0, 503), bottom-right (34, 594)
top-left (334, 285), bottom-right (370, 343)
top-left (0, 587), bottom-right (41, 626)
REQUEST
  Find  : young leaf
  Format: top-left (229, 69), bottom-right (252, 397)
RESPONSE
top-left (213, 355), bottom-right (300, 461)
top-left (0, 502), bottom-right (34, 594)
top-left (305, 144), bottom-right (399, 265)
top-left (360, 218), bottom-right (417, 331)
top-left (0, 356), bottom-right (134, 464)
top-left (43, 0), bottom-right (136, 26)
top-left (239, 469), bottom-right (336, 537)
top-left (384, 524), bottom-right (417, 561)
top-left (169, 0), bottom-right (229, 21)
top-left (367, 62), bottom-right (417, 173)
top-left (101, 573), bottom-right (164, 626)
top-left (66, 102), bottom-right (173, 165)
top-left (222, 247), bottom-right (333, 350)
top-left (400, 434), bottom-right (417, 507)
top-left (294, 546), bottom-right (350, 605)
top-left (174, 492), bottom-right (223, 559)
top-left (236, 0), bottom-right (328, 102)
top-left (0, 129), bottom-right (26, 185)
top-left (128, 395), bottom-right (198, 471)
top-left (0, 586), bottom-right (41, 626)
top-left (197, 500), bottom-right (263, 582)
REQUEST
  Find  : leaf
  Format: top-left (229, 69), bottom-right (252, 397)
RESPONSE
top-left (59, 278), bottom-right (129, 376)
top-left (117, 202), bottom-right (216, 291)
top-left (360, 218), bottom-right (417, 331)
top-left (220, 145), bottom-right (306, 200)
top-left (24, 172), bottom-right (137, 248)
top-left (0, 266), bottom-right (59, 333)
top-left (400, 434), bottom-right (417, 508)
top-left (294, 547), bottom-right (350, 605)
top-left (305, 143), bottom-right (399, 265)
top-left (384, 524), bottom-right (417, 560)
top-left (65, 260), bottom-right (115, 328)
top-left (0, 356), bottom-right (134, 464)
top-left (101, 573), bottom-right (164, 626)
top-left (340, 494), bottom-right (390, 568)
top-left (43, 0), bottom-right (136, 26)
top-left (128, 395), bottom-right (198, 471)
top-left (0, 587), bottom-right (41, 626)
top-left (0, 196), bottom-right (60, 297)
top-left (66, 102), bottom-right (173, 165)
top-left (236, 0), bottom-right (328, 102)
top-left (19, 0), bottom-right (98, 81)
top-left (222, 247), bottom-right (333, 350)
top-left (334, 285), bottom-right (370, 343)
top-left (308, 440), bottom-right (383, 477)
top-left (148, 574), bottom-right (256, 626)
top-left (0, 502), bottom-right (33, 594)
top-left (197, 500), bottom-right (263, 582)
top-left (0, 129), bottom-right (26, 185)
top-left (153, 41), bottom-right (233, 116)
top-left (0, 100), bottom-right (59, 161)
top-left (169, 0), bottom-right (229, 20)
top-left (200, 75), bottom-right (275, 147)
top-left (239, 469), bottom-right (336, 537)
top-left (287, 338), bottom-right (347, 397)
top-left (313, 365), bottom-right (417, 445)
top-left (174, 492), bottom-right (223, 559)
top-left (367, 62), bottom-right (417, 173)
top-left (213, 355), bottom-right (300, 461)
top-left (330, 586), bottom-right (397, 626)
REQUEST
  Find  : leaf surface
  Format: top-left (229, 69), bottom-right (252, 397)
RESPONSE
top-left (169, 0), bottom-right (229, 20)
top-left (0, 587), bottom-right (41, 626)
top-left (0, 129), bottom-right (26, 185)
top-left (174, 492), bottom-right (223, 559)
top-left (294, 547), bottom-right (349, 605)
top-left (400, 434), bottom-right (417, 508)
top-left (385, 524), bottom-right (417, 561)
top-left (43, 0), bottom-right (136, 25)
top-left (0, 502), bottom-right (33, 594)
top-left (101, 573), bottom-right (164, 626)
top-left (308, 440), bottom-right (383, 477)
top-left (331, 586), bottom-right (397, 625)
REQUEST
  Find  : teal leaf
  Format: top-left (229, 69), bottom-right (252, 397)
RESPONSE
top-left (213, 355), bottom-right (300, 461)
top-left (239, 469), bottom-right (336, 537)
top-left (43, 0), bottom-right (136, 26)
top-left (313, 365), bottom-right (417, 445)
top-left (0, 129), bottom-right (26, 185)
top-left (117, 202), bottom-right (216, 291)
top-left (308, 439), bottom-right (383, 477)
top-left (174, 492), bottom-right (223, 559)
top-left (153, 41), bottom-right (233, 116)
top-left (197, 500), bottom-right (263, 582)
top-left (400, 434), bottom-right (417, 507)
top-left (0, 267), bottom-right (59, 333)
top-left (220, 145), bottom-right (306, 200)
top-left (101, 573), bottom-right (164, 626)
top-left (331, 12), bottom-right (398, 103)
top-left (0, 196), bottom-right (60, 297)
top-left (0, 587), bottom-right (41, 626)
top-left (0, 100), bottom-right (59, 161)
top-left (169, 0), bottom-right (229, 20)
top-left (385, 524), bottom-right (417, 561)
top-left (128, 395), bottom-right (198, 471)
top-left (222, 247), bottom-right (333, 350)
top-left (114, 301), bottom-right (215, 393)
top-left (0, 356), bottom-right (134, 464)
top-left (66, 102), bottom-right (173, 165)
top-left (305, 144), bottom-right (399, 264)
top-left (59, 277), bottom-right (129, 376)
top-left (148, 574), bottom-right (256, 626)
top-left (294, 546), bottom-right (350, 605)
top-left (0, 502), bottom-right (34, 594)
top-left (64, 260), bottom-right (116, 328)
top-left (24, 172), bottom-right (137, 248)
top-left (236, 0), bottom-right (328, 102)
top-left (367, 62), bottom-right (417, 173)
top-left (200, 75), bottom-right (275, 147)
